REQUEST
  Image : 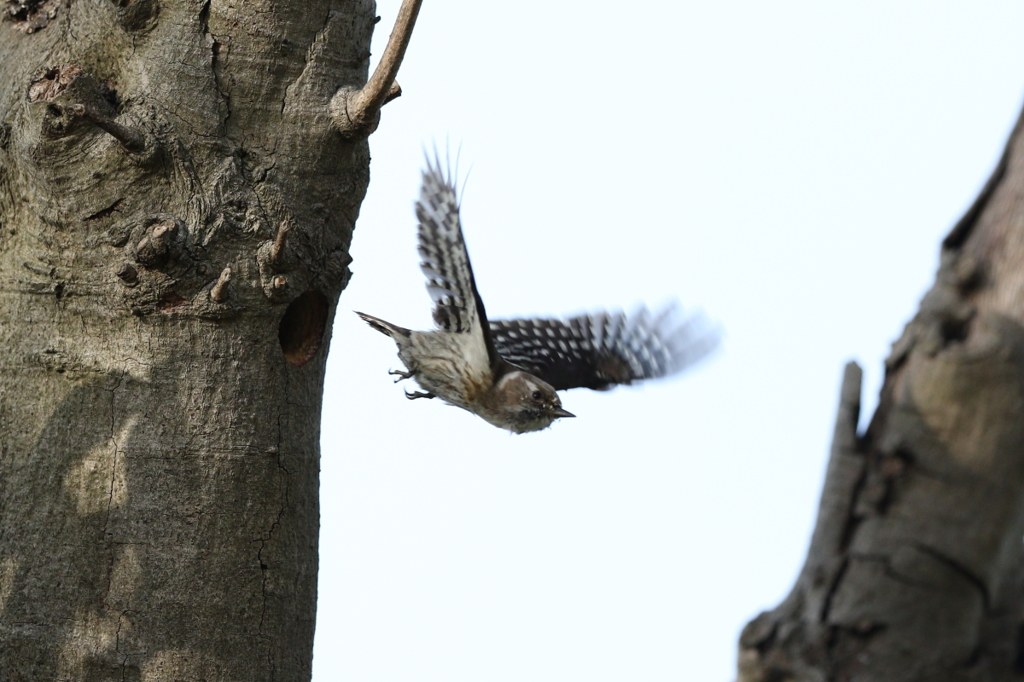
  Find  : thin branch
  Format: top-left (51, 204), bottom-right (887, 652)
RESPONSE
top-left (360, 0), bottom-right (421, 112)
top-left (210, 267), bottom-right (232, 303)
top-left (269, 220), bottom-right (290, 264)
top-left (330, 0), bottom-right (422, 137)
top-left (69, 103), bottom-right (145, 153)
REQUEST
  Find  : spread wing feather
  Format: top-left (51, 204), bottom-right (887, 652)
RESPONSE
top-left (416, 156), bottom-right (502, 373)
top-left (489, 303), bottom-right (719, 391)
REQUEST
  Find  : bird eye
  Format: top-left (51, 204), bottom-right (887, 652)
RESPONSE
top-left (531, 390), bottom-right (543, 401)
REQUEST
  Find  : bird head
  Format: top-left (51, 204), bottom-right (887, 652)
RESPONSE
top-left (488, 370), bottom-right (575, 434)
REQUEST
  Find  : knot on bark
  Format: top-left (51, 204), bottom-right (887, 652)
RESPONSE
top-left (5, 0), bottom-right (59, 33)
top-left (110, 0), bottom-right (159, 32)
top-left (133, 215), bottom-right (185, 270)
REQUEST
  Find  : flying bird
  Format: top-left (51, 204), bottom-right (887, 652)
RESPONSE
top-left (356, 158), bottom-right (719, 433)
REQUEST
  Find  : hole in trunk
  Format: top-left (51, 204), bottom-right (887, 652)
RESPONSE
top-left (279, 290), bottom-right (329, 367)
top-left (940, 317), bottom-right (970, 344)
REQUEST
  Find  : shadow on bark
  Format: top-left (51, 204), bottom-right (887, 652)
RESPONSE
top-left (0, 351), bottom-right (310, 679)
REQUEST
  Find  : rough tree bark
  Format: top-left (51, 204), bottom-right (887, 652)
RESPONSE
top-left (737, 106), bottom-right (1024, 679)
top-left (0, 0), bottom-right (416, 678)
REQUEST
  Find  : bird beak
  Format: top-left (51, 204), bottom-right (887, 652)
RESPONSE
top-left (550, 407), bottom-right (575, 419)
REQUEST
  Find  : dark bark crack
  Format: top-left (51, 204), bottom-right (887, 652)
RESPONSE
top-left (102, 367), bottom-right (129, 540)
top-left (820, 556), bottom-right (850, 624)
top-left (910, 542), bottom-right (991, 611)
top-left (84, 198), bottom-right (125, 222)
top-left (850, 548), bottom-right (989, 613)
top-left (254, 411), bottom-right (291, 680)
top-left (837, 465), bottom-right (867, 553)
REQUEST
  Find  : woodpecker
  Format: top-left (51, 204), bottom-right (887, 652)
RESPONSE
top-left (356, 157), bottom-right (719, 433)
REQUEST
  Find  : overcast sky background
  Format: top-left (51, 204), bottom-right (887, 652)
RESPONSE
top-left (312, 3), bottom-right (1024, 680)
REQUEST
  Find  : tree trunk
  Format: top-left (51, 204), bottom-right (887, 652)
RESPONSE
top-left (0, 1), bottom-right (375, 678)
top-left (737, 106), bottom-right (1024, 679)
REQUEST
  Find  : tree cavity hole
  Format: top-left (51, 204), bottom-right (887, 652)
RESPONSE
top-left (279, 290), bottom-right (329, 367)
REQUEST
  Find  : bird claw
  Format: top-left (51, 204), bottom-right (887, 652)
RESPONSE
top-left (404, 390), bottom-right (435, 400)
top-left (389, 368), bottom-right (414, 382)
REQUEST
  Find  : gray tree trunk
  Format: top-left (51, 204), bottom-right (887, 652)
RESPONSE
top-left (737, 107), bottom-right (1024, 679)
top-left (0, 1), bottom-right (375, 678)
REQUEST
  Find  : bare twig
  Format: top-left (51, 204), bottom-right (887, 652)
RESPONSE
top-left (330, 0), bottom-right (422, 137)
top-left (115, 263), bottom-right (138, 285)
top-left (270, 220), bottom-right (290, 264)
top-left (210, 267), bottom-right (232, 303)
top-left (69, 103), bottom-right (145, 153)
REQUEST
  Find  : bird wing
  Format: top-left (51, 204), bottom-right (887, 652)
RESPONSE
top-left (416, 156), bottom-right (502, 377)
top-left (488, 303), bottom-right (720, 391)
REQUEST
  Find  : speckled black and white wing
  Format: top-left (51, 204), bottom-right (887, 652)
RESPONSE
top-left (415, 157), bottom-right (501, 377)
top-left (489, 304), bottom-right (720, 391)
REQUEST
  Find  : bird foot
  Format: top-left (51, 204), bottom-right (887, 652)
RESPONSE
top-left (404, 390), bottom-right (435, 400)
top-left (389, 368), bottom-right (414, 382)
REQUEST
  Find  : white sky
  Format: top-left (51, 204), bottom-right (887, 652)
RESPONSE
top-left (314, 3), bottom-right (1024, 680)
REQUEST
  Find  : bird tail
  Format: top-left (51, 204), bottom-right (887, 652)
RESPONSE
top-left (355, 312), bottom-right (412, 339)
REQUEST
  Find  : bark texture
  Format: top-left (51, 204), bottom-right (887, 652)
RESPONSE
top-left (0, 0), bottom-right (375, 678)
top-left (737, 108), bottom-right (1024, 680)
